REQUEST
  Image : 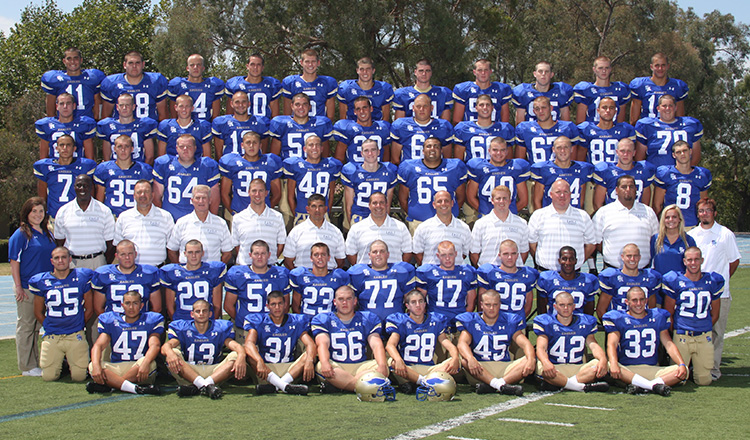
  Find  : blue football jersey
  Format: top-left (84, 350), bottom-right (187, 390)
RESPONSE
top-left (224, 76), bottom-right (282, 119)
top-left (533, 313), bottom-right (597, 364)
top-left (281, 74), bottom-right (338, 117)
top-left (455, 311), bottom-right (525, 362)
top-left (536, 270), bottom-right (599, 314)
top-left (224, 265), bottom-right (291, 326)
top-left (93, 160), bottom-right (154, 216)
top-left (160, 261), bottom-right (227, 321)
top-left (476, 265), bottom-right (539, 318)
top-left (290, 267), bottom-right (350, 316)
top-left (283, 157), bottom-right (342, 214)
top-left (340, 162), bottom-right (398, 219)
top-left (168, 319), bottom-right (234, 364)
top-left (654, 165), bottom-right (712, 227)
top-left (650, 233), bottom-right (695, 278)
top-left (332, 119), bottom-right (391, 163)
top-left (97, 117), bottom-right (158, 162)
top-left (311, 311), bottom-right (382, 363)
top-left (91, 264), bottom-right (161, 313)
top-left (515, 120), bottom-right (580, 164)
top-left (337, 79), bottom-right (394, 120)
top-left (157, 118), bottom-right (213, 157)
top-left (572, 81), bottom-right (631, 122)
top-left (348, 262), bottom-right (416, 321)
top-left (211, 115), bottom-right (270, 156)
top-left (33, 157), bottom-right (97, 217)
top-left (397, 158), bottom-right (467, 221)
top-left (386, 312), bottom-right (448, 365)
top-left (467, 157), bottom-right (530, 215)
top-left (452, 81), bottom-right (513, 122)
top-left (35, 116), bottom-right (96, 158)
top-left (598, 268), bottom-right (662, 313)
top-left (662, 271), bottom-right (724, 333)
top-left (531, 160), bottom-right (594, 208)
top-left (452, 121), bottom-right (516, 161)
top-left (98, 311), bottom-right (165, 362)
top-left (100, 72), bottom-right (169, 120)
top-left (577, 121), bottom-right (636, 165)
top-left (629, 77), bottom-right (689, 120)
top-left (593, 161), bottom-right (655, 205)
top-left (393, 85), bottom-right (453, 118)
top-left (602, 308), bottom-right (671, 366)
top-left (389, 117), bottom-right (454, 162)
top-left (417, 264), bottom-right (476, 320)
top-left (167, 76), bottom-right (225, 120)
top-left (41, 68), bottom-right (106, 119)
top-left (152, 155), bottom-right (220, 220)
top-left (219, 153), bottom-right (282, 213)
top-left (512, 82), bottom-right (574, 121)
top-left (28, 268), bottom-right (94, 336)
top-left (635, 117), bottom-right (703, 167)
top-left (243, 313), bottom-right (311, 363)
top-left (268, 115), bottom-right (333, 160)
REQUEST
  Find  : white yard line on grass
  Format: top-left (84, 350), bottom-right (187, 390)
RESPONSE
top-left (497, 417), bottom-right (574, 427)
top-left (544, 403), bottom-right (615, 411)
top-left (725, 326), bottom-right (750, 338)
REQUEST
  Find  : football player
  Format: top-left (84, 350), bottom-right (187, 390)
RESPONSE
top-left (390, 94), bottom-right (454, 165)
top-left (100, 51), bottom-right (168, 121)
top-left (333, 96), bottom-right (391, 164)
top-left (157, 95), bottom-right (212, 158)
top-left (512, 61), bottom-right (573, 124)
top-left (592, 138), bottom-right (655, 210)
top-left (284, 135), bottom-right (342, 224)
top-left (452, 59), bottom-right (512, 124)
top-left (393, 58), bottom-right (453, 121)
top-left (96, 93), bottom-right (157, 164)
top-left (290, 243), bottom-right (350, 317)
top-left (224, 52), bottom-right (281, 119)
top-left (466, 137), bottom-right (530, 217)
top-left (652, 140), bottom-right (711, 227)
top-left (531, 136), bottom-right (593, 210)
top-left (573, 56), bottom-right (631, 124)
top-left (340, 139), bottom-right (398, 225)
top-left (629, 53), bottom-right (688, 124)
top-left (338, 57), bottom-right (394, 121)
top-left (515, 96), bottom-right (580, 165)
top-left (536, 246), bottom-right (599, 315)
top-left (281, 48), bottom-right (338, 120)
top-left (635, 95), bottom-right (703, 167)
top-left (94, 135), bottom-right (154, 218)
top-left (41, 47), bottom-right (105, 120)
top-left (36, 92), bottom-right (96, 160)
top-left (453, 93), bottom-right (515, 162)
top-left (212, 91), bottom-right (270, 158)
top-left (167, 54), bottom-right (224, 121)
top-left (596, 243), bottom-right (660, 319)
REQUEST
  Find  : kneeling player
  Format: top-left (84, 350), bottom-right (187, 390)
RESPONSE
top-left (603, 287), bottom-right (688, 396)
top-left (162, 300), bottom-right (247, 399)
top-left (456, 289), bottom-right (534, 396)
top-left (312, 286), bottom-right (389, 393)
top-left (244, 291), bottom-right (315, 395)
top-left (385, 290), bottom-right (460, 393)
top-left (87, 291), bottom-right (163, 395)
top-left (533, 292), bottom-right (609, 392)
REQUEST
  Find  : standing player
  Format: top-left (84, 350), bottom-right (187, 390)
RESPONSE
top-left (160, 240), bottom-right (226, 321)
top-left (41, 47), bottom-right (105, 120)
top-left (212, 91), bottom-right (270, 158)
top-left (281, 48), bottom-right (338, 120)
top-left (469, 186), bottom-right (530, 267)
top-left (536, 246), bottom-right (599, 315)
top-left (100, 51), bottom-right (168, 121)
top-left (453, 94), bottom-right (516, 162)
top-left (389, 94), bottom-right (454, 165)
top-left (219, 132), bottom-right (282, 214)
top-left (338, 57), bottom-right (394, 121)
top-left (29, 246), bottom-right (93, 382)
top-left (393, 58), bottom-right (453, 121)
top-left (652, 140), bottom-right (711, 227)
top-left (476, 239), bottom-right (538, 322)
top-left (513, 61), bottom-right (574, 123)
top-left (94, 135), bottom-right (154, 218)
top-left (224, 52), bottom-right (281, 119)
top-left (87, 291), bottom-right (163, 395)
top-left (592, 138), bottom-right (655, 210)
top-left (531, 136), bottom-right (594, 210)
top-left (36, 92), bottom-right (96, 159)
top-left (157, 95), bottom-right (212, 158)
top-left (576, 97), bottom-right (636, 164)
top-left (533, 292), bottom-right (609, 392)
top-left (92, 240), bottom-right (161, 315)
top-left (596, 243), bottom-right (660, 319)
top-left (466, 137), bottom-right (530, 217)
top-left (452, 59), bottom-right (512, 124)
top-left (284, 135), bottom-right (342, 223)
top-left (167, 54), bottom-right (224, 121)
top-left (635, 95), bottom-right (703, 167)
top-left (629, 53), bottom-right (689, 124)
top-left (269, 92), bottom-right (334, 160)
top-left (97, 93), bottom-right (158, 163)
top-left (514, 96), bottom-right (580, 165)
top-left (341, 139), bottom-right (397, 225)
top-left (573, 56), bottom-right (631, 123)
top-left (290, 243), bottom-right (350, 317)
top-left (333, 97), bottom-right (391, 164)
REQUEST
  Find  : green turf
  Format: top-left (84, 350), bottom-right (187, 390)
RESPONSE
top-left (1, 269), bottom-right (749, 439)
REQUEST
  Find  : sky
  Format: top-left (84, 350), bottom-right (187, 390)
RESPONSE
top-left (0, 1), bottom-right (748, 36)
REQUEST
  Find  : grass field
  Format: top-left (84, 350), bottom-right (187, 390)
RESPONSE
top-left (1, 270), bottom-right (749, 439)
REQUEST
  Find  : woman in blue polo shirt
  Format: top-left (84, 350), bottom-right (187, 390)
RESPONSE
top-left (650, 204), bottom-right (696, 304)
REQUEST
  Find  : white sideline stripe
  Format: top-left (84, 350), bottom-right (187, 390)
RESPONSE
top-left (725, 326), bottom-right (750, 338)
top-left (447, 436), bottom-right (487, 440)
top-left (724, 374), bottom-right (750, 377)
top-left (386, 392), bottom-right (553, 440)
top-left (497, 418), bottom-right (574, 427)
top-left (545, 403), bottom-right (615, 411)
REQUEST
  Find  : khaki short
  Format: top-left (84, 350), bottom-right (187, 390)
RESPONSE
top-left (464, 357), bottom-right (527, 386)
top-left (169, 349), bottom-right (238, 386)
top-left (388, 357), bottom-right (457, 384)
top-left (615, 363), bottom-right (680, 381)
top-left (89, 357), bottom-right (157, 384)
top-left (535, 359), bottom-right (599, 378)
top-left (41, 330), bottom-right (89, 382)
top-left (315, 359), bottom-right (379, 378)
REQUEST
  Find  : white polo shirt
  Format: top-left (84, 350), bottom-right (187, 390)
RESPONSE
top-left (232, 205), bottom-right (287, 266)
top-left (167, 211), bottom-right (232, 264)
top-left (412, 215), bottom-right (472, 265)
top-left (470, 210), bottom-right (529, 266)
top-left (284, 219), bottom-right (346, 269)
top-left (114, 204), bottom-right (175, 265)
top-left (592, 200), bottom-right (658, 268)
top-left (689, 222), bottom-right (741, 298)
top-left (528, 204), bottom-right (595, 270)
top-left (345, 215), bottom-right (413, 264)
top-left (54, 198), bottom-right (115, 256)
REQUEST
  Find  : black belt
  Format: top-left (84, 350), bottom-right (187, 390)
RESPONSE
top-left (675, 329), bottom-right (708, 337)
top-left (71, 251), bottom-right (104, 259)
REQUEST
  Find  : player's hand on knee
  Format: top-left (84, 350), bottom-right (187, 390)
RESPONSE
top-left (320, 361), bottom-right (335, 378)
top-left (303, 361), bottom-right (315, 382)
top-left (595, 360), bottom-right (608, 378)
top-left (256, 361), bottom-right (271, 380)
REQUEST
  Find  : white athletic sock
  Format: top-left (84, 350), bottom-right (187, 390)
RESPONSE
top-left (649, 377), bottom-right (665, 387)
top-left (267, 372), bottom-right (288, 391)
top-left (631, 374), bottom-right (653, 390)
top-left (193, 377), bottom-right (207, 388)
top-left (564, 377), bottom-right (585, 392)
top-left (490, 377), bottom-right (507, 390)
top-left (120, 380), bottom-right (137, 394)
top-left (281, 373), bottom-right (294, 384)
top-left (417, 375), bottom-right (427, 386)
top-left (204, 376), bottom-right (215, 386)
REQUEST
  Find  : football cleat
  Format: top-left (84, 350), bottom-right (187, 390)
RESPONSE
top-left (475, 383), bottom-right (496, 394)
top-left (86, 381), bottom-right (113, 394)
top-left (256, 383), bottom-right (277, 395)
top-left (625, 384), bottom-right (647, 395)
top-left (399, 382), bottom-right (416, 394)
top-left (538, 380), bottom-right (562, 392)
top-left (356, 372), bottom-right (396, 402)
top-left (135, 384), bottom-right (161, 395)
top-left (652, 384), bottom-right (672, 397)
top-left (583, 381), bottom-right (610, 393)
top-left (319, 381), bottom-right (343, 394)
top-left (500, 384), bottom-right (524, 396)
top-left (201, 384), bottom-right (223, 399)
top-left (416, 371), bottom-right (456, 401)
top-left (283, 384), bottom-right (309, 395)
top-left (177, 385), bottom-right (201, 397)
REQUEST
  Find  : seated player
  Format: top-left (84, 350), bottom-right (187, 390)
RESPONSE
top-left (386, 290), bottom-right (460, 393)
top-left (290, 243), bottom-right (350, 317)
top-left (536, 246), bottom-right (599, 315)
top-left (596, 243), bottom-right (660, 319)
top-left (30, 246), bottom-right (94, 382)
top-left (533, 292), bottom-right (609, 392)
top-left (455, 289), bottom-right (534, 396)
top-left (312, 286), bottom-right (389, 393)
top-left (86, 291), bottom-right (163, 395)
top-left (244, 291), bottom-right (315, 395)
top-left (603, 287), bottom-right (688, 396)
top-left (162, 300), bottom-right (246, 399)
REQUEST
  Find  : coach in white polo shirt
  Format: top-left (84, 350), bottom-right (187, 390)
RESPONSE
top-left (345, 192), bottom-right (412, 265)
top-left (54, 174), bottom-right (114, 269)
top-left (232, 178), bottom-right (286, 266)
top-left (593, 175), bottom-right (658, 269)
top-left (412, 190), bottom-right (471, 266)
top-left (528, 179), bottom-right (596, 271)
top-left (167, 185), bottom-right (232, 264)
top-left (689, 197), bottom-right (741, 381)
top-left (114, 179), bottom-right (174, 266)
top-left (470, 185), bottom-right (529, 267)
top-left (284, 194), bottom-right (346, 270)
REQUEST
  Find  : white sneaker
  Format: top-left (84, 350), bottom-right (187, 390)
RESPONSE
top-left (22, 367), bottom-right (42, 377)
